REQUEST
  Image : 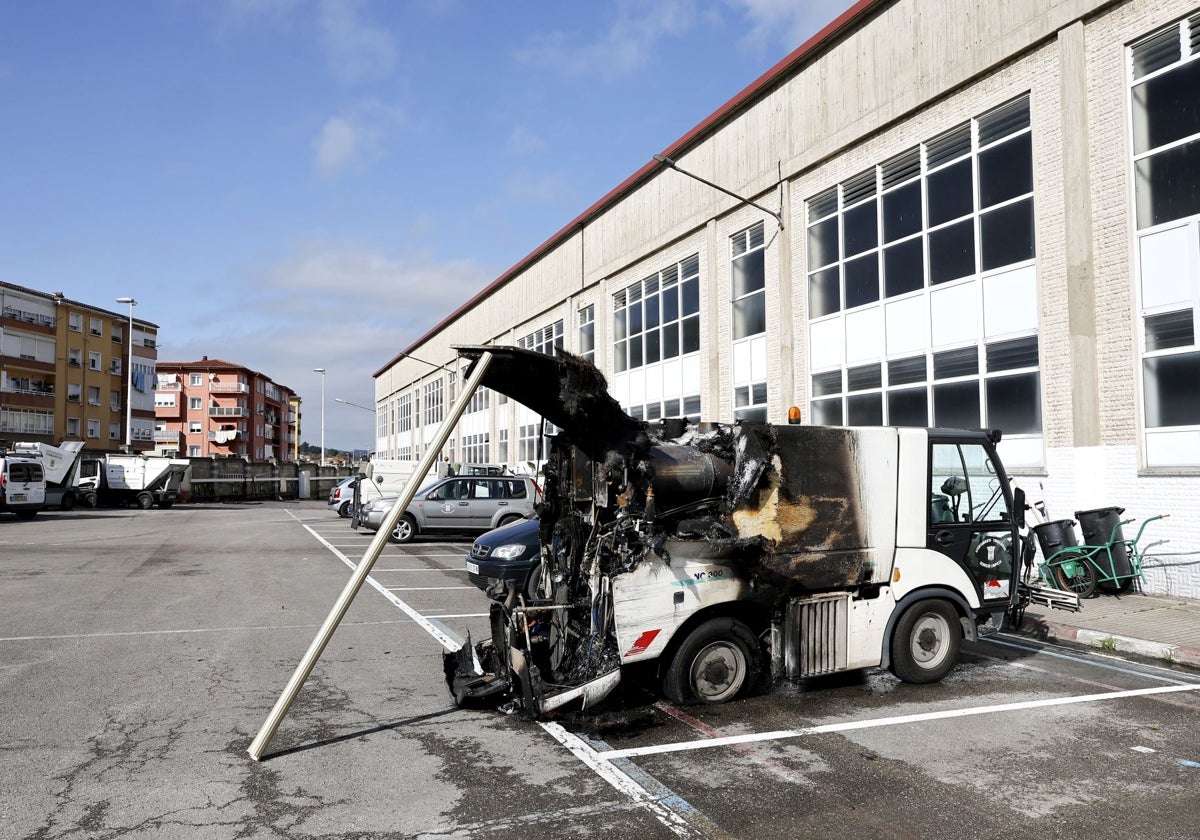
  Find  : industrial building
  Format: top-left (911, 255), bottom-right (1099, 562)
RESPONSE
top-left (373, 0), bottom-right (1200, 597)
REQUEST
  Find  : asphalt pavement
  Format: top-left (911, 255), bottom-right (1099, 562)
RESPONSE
top-left (1016, 590), bottom-right (1200, 668)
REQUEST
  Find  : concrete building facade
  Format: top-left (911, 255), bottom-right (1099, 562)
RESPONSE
top-left (153, 358), bottom-right (299, 463)
top-left (0, 282), bottom-right (159, 450)
top-left (373, 0), bottom-right (1200, 597)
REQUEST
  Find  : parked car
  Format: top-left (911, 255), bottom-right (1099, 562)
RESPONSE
top-left (327, 475), bottom-right (384, 518)
top-left (358, 475), bottom-right (539, 543)
top-left (0, 454), bottom-right (46, 519)
top-left (466, 516), bottom-right (541, 599)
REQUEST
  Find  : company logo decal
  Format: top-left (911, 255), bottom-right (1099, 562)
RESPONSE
top-left (624, 629), bottom-right (661, 657)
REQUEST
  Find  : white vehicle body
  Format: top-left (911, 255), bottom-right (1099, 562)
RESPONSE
top-left (445, 346), bottom-right (1062, 716)
top-left (78, 455), bottom-right (191, 509)
top-left (0, 453), bottom-right (46, 518)
top-left (10, 441), bottom-right (85, 510)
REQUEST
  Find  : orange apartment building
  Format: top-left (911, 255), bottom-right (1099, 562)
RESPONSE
top-left (0, 282), bottom-right (158, 450)
top-left (153, 358), bottom-right (299, 462)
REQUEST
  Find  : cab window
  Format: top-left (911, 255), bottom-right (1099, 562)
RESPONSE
top-left (930, 443), bottom-right (1007, 524)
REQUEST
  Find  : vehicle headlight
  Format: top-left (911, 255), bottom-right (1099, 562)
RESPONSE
top-left (491, 544), bottom-right (527, 559)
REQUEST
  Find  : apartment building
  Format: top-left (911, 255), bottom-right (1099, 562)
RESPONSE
top-left (373, 0), bottom-right (1200, 598)
top-left (153, 358), bottom-right (298, 462)
top-left (0, 282), bottom-right (158, 449)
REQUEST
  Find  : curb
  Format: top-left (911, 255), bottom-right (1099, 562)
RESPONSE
top-left (1022, 616), bottom-right (1200, 669)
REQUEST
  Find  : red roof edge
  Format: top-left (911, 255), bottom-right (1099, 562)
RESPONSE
top-left (373, 0), bottom-right (880, 380)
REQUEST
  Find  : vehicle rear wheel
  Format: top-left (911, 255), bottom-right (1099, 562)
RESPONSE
top-left (83, 491), bottom-right (97, 508)
top-left (497, 513), bottom-right (521, 528)
top-left (60, 492), bottom-right (76, 512)
top-left (337, 500), bottom-right (352, 518)
top-left (391, 514), bottom-right (417, 543)
top-left (1052, 551), bottom-right (1097, 599)
top-left (136, 492), bottom-right (154, 510)
top-left (663, 617), bottom-right (760, 706)
top-left (889, 599), bottom-right (961, 684)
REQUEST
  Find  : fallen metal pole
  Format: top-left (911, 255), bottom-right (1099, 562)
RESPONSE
top-left (248, 350), bottom-right (494, 761)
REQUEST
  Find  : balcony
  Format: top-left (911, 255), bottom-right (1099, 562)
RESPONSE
top-left (208, 429), bottom-right (241, 443)
top-left (209, 406), bottom-right (249, 418)
top-left (1, 384), bottom-right (54, 397)
top-left (153, 429), bottom-right (181, 442)
top-left (157, 381), bottom-right (182, 391)
top-left (1, 306), bottom-right (56, 328)
top-left (209, 382), bottom-right (249, 394)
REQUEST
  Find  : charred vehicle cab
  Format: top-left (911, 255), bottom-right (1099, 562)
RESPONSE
top-left (445, 346), bottom-right (1031, 717)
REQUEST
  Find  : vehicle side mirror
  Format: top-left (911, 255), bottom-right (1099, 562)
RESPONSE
top-left (1012, 487), bottom-right (1026, 530)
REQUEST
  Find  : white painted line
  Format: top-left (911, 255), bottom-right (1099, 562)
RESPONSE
top-left (539, 723), bottom-right (697, 838)
top-left (0, 618), bottom-right (416, 643)
top-left (597, 683), bottom-right (1200, 761)
top-left (287, 511), bottom-right (462, 651)
top-left (370, 568), bottom-right (468, 573)
top-left (384, 586), bottom-right (476, 592)
top-left (425, 613), bottom-right (489, 619)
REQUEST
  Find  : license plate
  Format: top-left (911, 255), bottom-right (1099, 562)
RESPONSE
top-left (466, 561), bottom-right (479, 575)
top-left (11, 494), bottom-right (26, 502)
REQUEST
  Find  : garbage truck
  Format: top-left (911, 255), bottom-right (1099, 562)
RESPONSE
top-left (78, 454), bottom-right (191, 509)
top-left (444, 345), bottom-right (1073, 716)
top-left (9, 441), bottom-right (86, 510)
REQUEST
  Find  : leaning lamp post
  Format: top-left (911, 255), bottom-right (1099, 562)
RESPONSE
top-left (115, 297), bottom-right (137, 450)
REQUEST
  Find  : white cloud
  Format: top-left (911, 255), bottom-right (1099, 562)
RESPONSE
top-left (725, 0), bottom-right (851, 53)
top-left (165, 241), bottom-right (496, 451)
top-left (311, 98), bottom-right (403, 176)
top-left (318, 0), bottom-right (397, 83)
top-left (515, 0), bottom-right (703, 80)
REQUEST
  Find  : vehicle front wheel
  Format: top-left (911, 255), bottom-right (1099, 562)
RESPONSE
top-left (663, 617), bottom-right (760, 706)
top-left (391, 514), bottom-right (417, 544)
top-left (60, 492), bottom-right (76, 512)
top-left (889, 599), bottom-right (961, 684)
top-left (136, 492), bottom-right (154, 510)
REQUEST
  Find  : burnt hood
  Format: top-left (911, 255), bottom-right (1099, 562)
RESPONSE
top-left (456, 345), bottom-right (644, 460)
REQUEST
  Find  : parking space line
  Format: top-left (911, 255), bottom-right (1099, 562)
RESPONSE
top-left (384, 586), bottom-right (476, 591)
top-left (540, 723), bottom-right (711, 838)
top-left (595, 683), bottom-right (1200, 761)
top-left (287, 511), bottom-right (463, 651)
top-left (426, 613), bottom-right (489, 619)
top-left (291, 510), bottom-right (710, 838)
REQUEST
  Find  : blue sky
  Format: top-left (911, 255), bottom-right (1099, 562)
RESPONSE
top-left (0, 0), bottom-right (848, 451)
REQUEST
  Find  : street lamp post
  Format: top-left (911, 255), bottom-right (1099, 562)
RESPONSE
top-left (313, 368), bottom-right (326, 466)
top-left (115, 297), bottom-right (137, 451)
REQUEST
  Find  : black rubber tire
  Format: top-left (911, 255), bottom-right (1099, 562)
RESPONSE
top-left (391, 514), bottom-right (417, 544)
top-left (889, 599), bottom-right (962, 684)
top-left (337, 501), bottom-right (352, 518)
top-left (497, 514), bottom-right (522, 528)
top-left (136, 492), bottom-right (154, 510)
top-left (83, 491), bottom-right (98, 508)
top-left (662, 617), bottom-right (760, 706)
top-left (15, 509), bottom-right (37, 520)
top-left (523, 561), bottom-right (543, 601)
top-left (60, 492), bottom-right (76, 512)
top-left (1052, 551), bottom-right (1097, 599)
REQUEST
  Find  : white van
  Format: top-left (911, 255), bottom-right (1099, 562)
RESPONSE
top-left (0, 454), bottom-right (47, 519)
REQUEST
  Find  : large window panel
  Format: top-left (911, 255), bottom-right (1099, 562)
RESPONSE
top-left (888, 388), bottom-right (928, 427)
top-left (1135, 138), bottom-right (1200, 229)
top-left (1144, 352), bottom-right (1200, 427)
top-left (980, 198), bottom-right (1035, 270)
top-left (733, 294), bottom-right (766, 339)
top-left (883, 181), bottom-right (922, 242)
top-left (847, 393), bottom-right (883, 425)
top-left (934, 380), bottom-right (981, 429)
top-left (844, 254), bottom-right (880, 308)
top-left (732, 249), bottom-right (765, 298)
top-left (884, 237), bottom-right (924, 297)
top-left (809, 267), bottom-right (841, 317)
top-left (843, 200), bottom-right (878, 257)
top-left (1132, 57), bottom-right (1200, 154)
top-left (929, 219), bottom-right (976, 285)
top-left (808, 218), bottom-right (839, 268)
top-left (986, 373), bottom-right (1041, 434)
top-left (926, 159), bottom-right (973, 226)
top-left (978, 134), bottom-right (1033, 208)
